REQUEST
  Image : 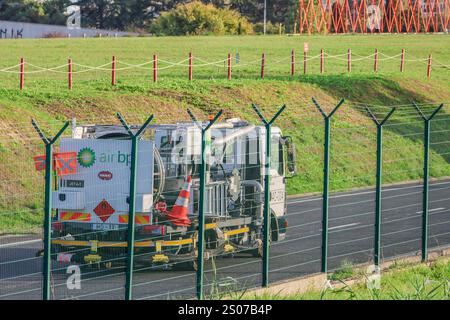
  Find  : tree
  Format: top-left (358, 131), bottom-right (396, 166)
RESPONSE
top-left (42, 0), bottom-right (73, 25)
top-left (149, 1), bottom-right (254, 36)
top-left (0, 0), bottom-right (298, 32)
top-left (72, 0), bottom-right (116, 29)
top-left (0, 0), bottom-right (45, 23)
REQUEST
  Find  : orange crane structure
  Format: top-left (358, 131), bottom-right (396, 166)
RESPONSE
top-left (298, 0), bottom-right (449, 34)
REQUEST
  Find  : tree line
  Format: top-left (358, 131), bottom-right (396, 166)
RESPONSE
top-left (0, 0), bottom-right (299, 33)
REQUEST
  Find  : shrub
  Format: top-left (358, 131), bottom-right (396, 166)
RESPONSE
top-left (42, 32), bottom-right (66, 38)
top-left (149, 1), bottom-right (254, 36)
top-left (254, 22), bottom-right (283, 35)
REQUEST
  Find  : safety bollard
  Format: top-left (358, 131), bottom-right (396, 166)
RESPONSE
top-left (374, 49), bottom-right (379, 73)
top-left (153, 54), bottom-right (158, 82)
top-left (20, 58), bottom-right (25, 90)
top-left (228, 53), bottom-right (232, 80)
top-left (348, 49), bottom-right (352, 73)
top-left (400, 49), bottom-right (405, 72)
top-left (189, 52), bottom-right (193, 81)
top-left (68, 59), bottom-right (73, 90)
top-left (111, 55), bottom-right (117, 86)
top-left (427, 54), bottom-right (432, 78)
top-left (320, 49), bottom-right (324, 74)
top-left (291, 49), bottom-right (295, 76)
top-left (261, 53), bottom-right (266, 79)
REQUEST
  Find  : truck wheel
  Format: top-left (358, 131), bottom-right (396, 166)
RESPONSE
top-left (251, 239), bottom-right (263, 258)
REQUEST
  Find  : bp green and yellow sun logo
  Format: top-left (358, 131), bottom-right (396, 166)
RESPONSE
top-left (77, 147), bottom-right (96, 168)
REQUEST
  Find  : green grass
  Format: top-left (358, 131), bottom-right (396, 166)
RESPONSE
top-left (329, 260), bottom-right (355, 281)
top-left (0, 35), bottom-right (449, 234)
top-left (248, 258), bottom-right (450, 300)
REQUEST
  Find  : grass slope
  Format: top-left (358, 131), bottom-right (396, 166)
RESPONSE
top-left (248, 258), bottom-right (450, 300)
top-left (0, 35), bottom-right (448, 234)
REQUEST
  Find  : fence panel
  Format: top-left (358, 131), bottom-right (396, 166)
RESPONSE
top-left (0, 102), bottom-right (448, 300)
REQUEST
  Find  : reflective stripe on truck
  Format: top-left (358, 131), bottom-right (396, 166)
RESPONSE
top-left (118, 214), bottom-right (150, 225)
top-left (60, 212), bottom-right (91, 222)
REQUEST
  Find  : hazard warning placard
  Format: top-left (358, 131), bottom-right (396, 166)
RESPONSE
top-left (94, 199), bottom-right (115, 223)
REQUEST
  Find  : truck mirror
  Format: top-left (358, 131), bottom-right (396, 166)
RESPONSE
top-left (282, 136), bottom-right (297, 177)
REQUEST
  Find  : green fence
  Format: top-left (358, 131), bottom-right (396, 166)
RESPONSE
top-left (0, 99), bottom-right (447, 300)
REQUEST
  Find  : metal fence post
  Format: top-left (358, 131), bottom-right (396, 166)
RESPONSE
top-left (365, 107), bottom-right (396, 266)
top-left (117, 113), bottom-right (154, 300)
top-left (251, 104), bottom-right (286, 287)
top-left (312, 98), bottom-right (345, 273)
top-left (413, 102), bottom-right (444, 262)
top-left (31, 119), bottom-right (70, 300)
top-left (187, 109), bottom-right (223, 300)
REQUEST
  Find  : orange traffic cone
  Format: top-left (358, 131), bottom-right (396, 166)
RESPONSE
top-left (167, 176), bottom-right (192, 227)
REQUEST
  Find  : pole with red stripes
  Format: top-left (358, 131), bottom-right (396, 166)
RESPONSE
top-left (111, 55), bottom-right (117, 86)
top-left (400, 49), bottom-right (405, 73)
top-left (68, 58), bottom-right (73, 90)
top-left (227, 53), bottom-right (232, 80)
top-left (348, 49), bottom-right (352, 73)
top-left (291, 49), bottom-right (295, 76)
top-left (261, 53), bottom-right (266, 79)
top-left (153, 54), bottom-right (158, 82)
top-left (188, 52), bottom-right (193, 81)
top-left (19, 58), bottom-right (25, 90)
top-left (427, 54), bottom-right (432, 78)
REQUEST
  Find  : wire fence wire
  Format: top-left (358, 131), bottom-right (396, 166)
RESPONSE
top-left (0, 100), bottom-right (449, 300)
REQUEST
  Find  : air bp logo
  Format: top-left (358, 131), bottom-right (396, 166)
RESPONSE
top-left (77, 147), bottom-right (96, 168)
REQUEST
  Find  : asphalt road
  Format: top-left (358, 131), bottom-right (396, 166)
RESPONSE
top-left (1, 179), bottom-right (449, 300)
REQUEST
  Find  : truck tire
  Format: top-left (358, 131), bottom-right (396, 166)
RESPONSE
top-left (251, 212), bottom-right (278, 257)
top-left (251, 239), bottom-right (264, 258)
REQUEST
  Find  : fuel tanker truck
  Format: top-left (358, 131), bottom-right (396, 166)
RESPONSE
top-left (42, 117), bottom-right (296, 270)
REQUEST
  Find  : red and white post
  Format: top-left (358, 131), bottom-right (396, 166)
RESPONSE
top-left (153, 54), bottom-right (158, 82)
top-left (347, 49), bottom-right (352, 73)
top-left (19, 58), bottom-right (25, 90)
top-left (291, 49), bottom-right (295, 76)
top-left (320, 49), bottom-right (324, 74)
top-left (374, 49), bottom-right (379, 73)
top-left (427, 54), bottom-right (432, 78)
top-left (188, 52), bottom-right (193, 81)
top-left (111, 55), bottom-right (117, 86)
top-left (400, 49), bottom-right (405, 73)
top-left (261, 53), bottom-right (266, 79)
top-left (68, 58), bottom-right (73, 90)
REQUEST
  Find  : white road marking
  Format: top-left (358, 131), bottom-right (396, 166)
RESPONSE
top-left (416, 207), bottom-right (446, 214)
top-left (0, 239), bottom-right (41, 248)
top-left (329, 223), bottom-right (360, 231)
top-left (287, 180), bottom-right (450, 205)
